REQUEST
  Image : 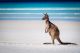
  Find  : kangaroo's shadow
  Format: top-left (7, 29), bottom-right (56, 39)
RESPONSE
top-left (43, 42), bottom-right (78, 45)
top-left (43, 42), bottom-right (53, 45)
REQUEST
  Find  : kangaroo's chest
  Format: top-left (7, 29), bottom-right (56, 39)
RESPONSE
top-left (45, 21), bottom-right (49, 28)
top-left (45, 21), bottom-right (57, 30)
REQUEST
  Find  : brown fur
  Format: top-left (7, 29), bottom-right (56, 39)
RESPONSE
top-left (42, 13), bottom-right (77, 45)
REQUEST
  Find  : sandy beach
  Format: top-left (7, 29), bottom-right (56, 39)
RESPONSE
top-left (0, 20), bottom-right (80, 53)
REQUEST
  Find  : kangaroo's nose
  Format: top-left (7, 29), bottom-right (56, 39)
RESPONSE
top-left (42, 18), bottom-right (44, 20)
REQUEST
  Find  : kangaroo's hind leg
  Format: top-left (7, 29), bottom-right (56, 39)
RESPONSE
top-left (51, 36), bottom-right (55, 44)
top-left (49, 32), bottom-right (56, 44)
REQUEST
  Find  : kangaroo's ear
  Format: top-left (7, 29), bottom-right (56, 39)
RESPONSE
top-left (46, 13), bottom-right (47, 15)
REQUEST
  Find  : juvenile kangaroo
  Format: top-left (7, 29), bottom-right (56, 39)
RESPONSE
top-left (42, 13), bottom-right (77, 45)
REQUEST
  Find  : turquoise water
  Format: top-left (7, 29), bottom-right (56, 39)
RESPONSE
top-left (0, 2), bottom-right (80, 21)
top-left (0, 2), bottom-right (80, 8)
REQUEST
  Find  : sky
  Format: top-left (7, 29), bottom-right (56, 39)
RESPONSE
top-left (0, 2), bottom-right (80, 21)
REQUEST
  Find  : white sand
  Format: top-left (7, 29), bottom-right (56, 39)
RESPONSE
top-left (0, 20), bottom-right (80, 53)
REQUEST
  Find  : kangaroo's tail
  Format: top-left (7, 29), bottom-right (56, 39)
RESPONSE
top-left (57, 37), bottom-right (77, 45)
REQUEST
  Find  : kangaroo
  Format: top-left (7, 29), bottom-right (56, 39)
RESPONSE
top-left (42, 13), bottom-right (77, 45)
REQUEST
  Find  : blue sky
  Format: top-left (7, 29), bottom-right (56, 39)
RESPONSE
top-left (0, 2), bottom-right (80, 21)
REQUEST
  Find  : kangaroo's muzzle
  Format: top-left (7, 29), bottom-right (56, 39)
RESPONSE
top-left (42, 17), bottom-right (45, 20)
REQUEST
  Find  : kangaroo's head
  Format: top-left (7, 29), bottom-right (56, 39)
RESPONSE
top-left (42, 13), bottom-right (49, 20)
